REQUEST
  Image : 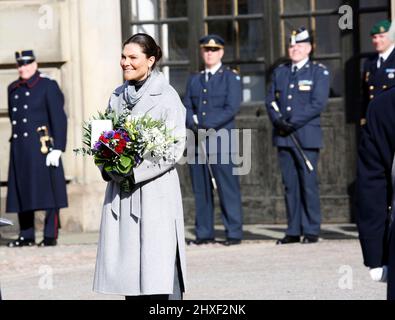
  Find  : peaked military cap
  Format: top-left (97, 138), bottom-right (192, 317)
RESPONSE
top-left (289, 27), bottom-right (311, 45)
top-left (199, 34), bottom-right (225, 49)
top-left (15, 50), bottom-right (36, 66)
top-left (370, 20), bottom-right (392, 36)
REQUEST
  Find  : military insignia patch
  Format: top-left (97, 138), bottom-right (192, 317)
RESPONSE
top-left (299, 85), bottom-right (311, 91)
top-left (365, 72), bottom-right (370, 82)
top-left (298, 80), bottom-right (313, 86)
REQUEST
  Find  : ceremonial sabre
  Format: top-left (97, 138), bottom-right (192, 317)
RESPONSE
top-left (37, 126), bottom-right (53, 154)
top-left (198, 134), bottom-right (218, 190)
top-left (271, 101), bottom-right (314, 173)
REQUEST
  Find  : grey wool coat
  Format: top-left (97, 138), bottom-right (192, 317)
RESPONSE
top-left (93, 71), bottom-right (187, 296)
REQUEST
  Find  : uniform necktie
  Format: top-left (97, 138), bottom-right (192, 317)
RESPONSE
top-left (207, 72), bottom-right (213, 81)
top-left (378, 56), bottom-right (384, 69)
top-left (292, 66), bottom-right (298, 75)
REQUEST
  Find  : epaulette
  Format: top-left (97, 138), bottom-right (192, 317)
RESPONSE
top-left (226, 67), bottom-right (241, 80)
top-left (232, 68), bottom-right (239, 75)
top-left (313, 61), bottom-right (327, 69)
top-left (313, 62), bottom-right (329, 75)
top-left (40, 73), bottom-right (53, 80)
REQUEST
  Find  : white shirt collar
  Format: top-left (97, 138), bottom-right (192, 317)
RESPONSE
top-left (379, 44), bottom-right (395, 62)
top-left (205, 62), bottom-right (222, 76)
top-left (292, 57), bottom-right (309, 71)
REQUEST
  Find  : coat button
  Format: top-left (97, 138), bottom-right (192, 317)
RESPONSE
top-left (370, 95), bottom-right (374, 99)
top-left (23, 132), bottom-right (28, 138)
top-left (286, 106), bottom-right (292, 112)
top-left (288, 95), bottom-right (292, 100)
top-left (25, 92), bottom-right (30, 96)
top-left (23, 118), bottom-right (27, 123)
top-left (12, 120), bottom-right (17, 125)
top-left (369, 86), bottom-right (374, 90)
top-left (14, 94), bottom-right (19, 100)
top-left (383, 85), bottom-right (388, 89)
top-left (12, 107), bottom-right (17, 112)
top-left (203, 89), bottom-right (207, 93)
top-left (203, 101), bottom-right (207, 104)
top-left (202, 112), bottom-right (206, 116)
top-left (24, 105), bottom-right (28, 110)
top-left (289, 84), bottom-right (295, 89)
top-left (13, 134), bottom-right (18, 139)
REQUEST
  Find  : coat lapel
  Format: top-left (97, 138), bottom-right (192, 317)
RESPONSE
top-left (133, 72), bottom-right (165, 114)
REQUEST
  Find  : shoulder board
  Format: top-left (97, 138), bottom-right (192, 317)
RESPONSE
top-left (40, 73), bottom-right (53, 80)
top-left (225, 67), bottom-right (241, 80)
top-left (232, 68), bottom-right (239, 75)
top-left (277, 63), bottom-right (290, 70)
top-left (317, 63), bottom-right (327, 69)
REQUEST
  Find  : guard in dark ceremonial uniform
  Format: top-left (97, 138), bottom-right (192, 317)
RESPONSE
top-left (361, 20), bottom-right (395, 126)
top-left (356, 86), bottom-right (395, 300)
top-left (184, 35), bottom-right (243, 246)
top-left (6, 50), bottom-right (68, 247)
top-left (265, 28), bottom-right (330, 245)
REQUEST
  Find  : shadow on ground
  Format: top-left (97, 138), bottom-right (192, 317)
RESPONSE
top-left (185, 225), bottom-right (359, 243)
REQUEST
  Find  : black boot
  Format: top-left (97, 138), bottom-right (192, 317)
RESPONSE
top-left (276, 235), bottom-right (300, 245)
top-left (37, 237), bottom-right (57, 247)
top-left (7, 236), bottom-right (35, 248)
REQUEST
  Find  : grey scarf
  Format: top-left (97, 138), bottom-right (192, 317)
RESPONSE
top-left (123, 69), bottom-right (160, 109)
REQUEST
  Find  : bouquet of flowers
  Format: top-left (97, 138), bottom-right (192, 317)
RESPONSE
top-left (74, 109), bottom-right (178, 192)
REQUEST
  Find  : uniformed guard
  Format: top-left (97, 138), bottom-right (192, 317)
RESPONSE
top-left (360, 20), bottom-right (395, 126)
top-left (356, 85), bottom-right (395, 300)
top-left (6, 50), bottom-right (68, 247)
top-left (265, 27), bottom-right (330, 245)
top-left (184, 34), bottom-right (243, 246)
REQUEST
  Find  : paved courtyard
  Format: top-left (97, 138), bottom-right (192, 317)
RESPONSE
top-left (0, 224), bottom-right (387, 300)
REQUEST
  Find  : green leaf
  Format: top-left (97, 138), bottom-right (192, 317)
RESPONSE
top-left (119, 155), bottom-right (132, 169)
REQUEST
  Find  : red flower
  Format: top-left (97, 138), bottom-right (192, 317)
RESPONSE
top-left (114, 133), bottom-right (121, 139)
top-left (115, 145), bottom-right (124, 154)
top-left (99, 135), bottom-right (109, 144)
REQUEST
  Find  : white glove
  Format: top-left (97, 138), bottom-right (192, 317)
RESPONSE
top-left (369, 266), bottom-right (388, 282)
top-left (46, 150), bottom-right (62, 167)
top-left (193, 114), bottom-right (199, 125)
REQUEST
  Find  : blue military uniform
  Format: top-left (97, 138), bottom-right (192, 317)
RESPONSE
top-left (356, 86), bottom-right (395, 300)
top-left (361, 20), bottom-right (395, 126)
top-left (6, 50), bottom-right (68, 245)
top-left (265, 28), bottom-right (330, 241)
top-left (184, 35), bottom-right (243, 244)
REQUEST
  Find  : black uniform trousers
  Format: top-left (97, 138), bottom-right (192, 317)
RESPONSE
top-left (388, 220), bottom-right (395, 300)
top-left (278, 147), bottom-right (321, 237)
top-left (18, 209), bottom-right (60, 240)
top-left (189, 158), bottom-right (243, 241)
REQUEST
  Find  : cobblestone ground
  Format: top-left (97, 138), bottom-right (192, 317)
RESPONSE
top-left (0, 228), bottom-right (386, 300)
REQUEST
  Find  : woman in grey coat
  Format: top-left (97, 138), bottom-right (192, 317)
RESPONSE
top-left (93, 34), bottom-right (187, 300)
